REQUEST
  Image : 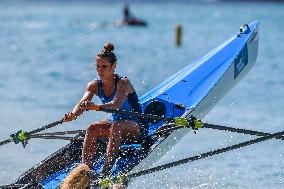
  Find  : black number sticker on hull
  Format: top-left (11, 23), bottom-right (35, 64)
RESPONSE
top-left (234, 44), bottom-right (248, 79)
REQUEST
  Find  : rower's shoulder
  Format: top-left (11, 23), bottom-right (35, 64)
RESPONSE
top-left (118, 76), bottom-right (132, 86)
top-left (86, 79), bottom-right (98, 92)
top-left (117, 76), bottom-right (134, 92)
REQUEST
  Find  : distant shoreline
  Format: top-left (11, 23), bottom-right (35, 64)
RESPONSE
top-left (220, 0), bottom-right (284, 2)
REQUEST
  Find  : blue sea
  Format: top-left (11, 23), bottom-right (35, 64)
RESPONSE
top-left (0, 1), bottom-right (284, 188)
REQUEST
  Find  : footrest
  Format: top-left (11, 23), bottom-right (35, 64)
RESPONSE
top-left (120, 144), bottom-right (142, 150)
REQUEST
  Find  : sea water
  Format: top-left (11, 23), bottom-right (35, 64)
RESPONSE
top-left (0, 1), bottom-right (283, 188)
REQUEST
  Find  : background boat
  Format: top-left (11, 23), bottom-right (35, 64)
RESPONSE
top-left (89, 18), bottom-right (147, 29)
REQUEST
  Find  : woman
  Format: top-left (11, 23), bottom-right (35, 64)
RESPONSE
top-left (63, 43), bottom-right (146, 175)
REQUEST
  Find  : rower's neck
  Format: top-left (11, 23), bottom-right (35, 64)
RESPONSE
top-left (102, 74), bottom-right (116, 87)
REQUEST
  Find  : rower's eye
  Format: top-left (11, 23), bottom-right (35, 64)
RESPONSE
top-left (96, 65), bottom-right (110, 69)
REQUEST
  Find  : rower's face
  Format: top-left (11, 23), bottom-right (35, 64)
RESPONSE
top-left (95, 57), bottom-right (116, 79)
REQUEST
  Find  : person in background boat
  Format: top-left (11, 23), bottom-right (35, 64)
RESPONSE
top-left (123, 4), bottom-right (130, 23)
top-left (63, 42), bottom-right (146, 176)
top-left (122, 4), bottom-right (147, 26)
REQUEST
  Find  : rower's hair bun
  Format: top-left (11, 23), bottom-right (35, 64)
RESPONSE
top-left (104, 43), bottom-right (114, 52)
top-left (97, 42), bottom-right (117, 63)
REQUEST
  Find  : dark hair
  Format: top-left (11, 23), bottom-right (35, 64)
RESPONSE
top-left (97, 43), bottom-right (117, 64)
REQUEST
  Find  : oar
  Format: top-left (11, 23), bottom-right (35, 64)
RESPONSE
top-left (0, 107), bottom-right (196, 147)
top-left (0, 119), bottom-right (64, 147)
top-left (0, 107), bottom-right (174, 147)
top-left (28, 130), bottom-right (85, 141)
top-left (99, 107), bottom-right (203, 131)
top-left (30, 129), bottom-right (85, 136)
top-left (29, 135), bottom-right (84, 142)
top-left (125, 129), bottom-right (284, 180)
top-left (26, 119), bottom-right (64, 135)
top-left (100, 107), bottom-right (174, 122)
top-left (96, 129), bottom-right (284, 188)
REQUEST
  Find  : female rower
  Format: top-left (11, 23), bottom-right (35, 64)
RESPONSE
top-left (63, 42), bottom-right (146, 175)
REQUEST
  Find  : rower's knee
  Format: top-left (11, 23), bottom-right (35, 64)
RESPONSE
top-left (111, 122), bottom-right (123, 134)
top-left (86, 123), bottom-right (99, 133)
top-left (86, 123), bottom-right (103, 135)
top-left (86, 122), bottom-right (110, 137)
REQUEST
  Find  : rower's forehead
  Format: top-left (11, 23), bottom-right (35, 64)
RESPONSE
top-left (96, 57), bottom-right (111, 65)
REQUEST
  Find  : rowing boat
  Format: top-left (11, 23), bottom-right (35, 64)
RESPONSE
top-left (4, 21), bottom-right (259, 188)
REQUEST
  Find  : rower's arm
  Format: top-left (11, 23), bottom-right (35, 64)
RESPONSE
top-left (72, 80), bottom-right (98, 116)
top-left (100, 78), bottom-right (133, 110)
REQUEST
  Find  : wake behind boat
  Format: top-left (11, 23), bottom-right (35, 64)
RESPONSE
top-left (1, 21), bottom-right (261, 189)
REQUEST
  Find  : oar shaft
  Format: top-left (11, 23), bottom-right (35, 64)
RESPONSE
top-left (128, 130), bottom-right (284, 179)
top-left (29, 135), bottom-right (83, 141)
top-left (100, 108), bottom-right (173, 122)
top-left (0, 119), bottom-right (64, 147)
top-left (203, 123), bottom-right (284, 140)
top-left (27, 120), bottom-right (63, 135)
top-left (152, 124), bottom-right (184, 136)
top-left (31, 130), bottom-right (85, 136)
top-left (0, 139), bottom-right (12, 146)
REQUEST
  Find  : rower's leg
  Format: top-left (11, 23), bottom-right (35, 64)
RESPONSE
top-left (102, 120), bottom-right (140, 174)
top-left (102, 121), bottom-right (123, 174)
top-left (82, 121), bottom-right (111, 168)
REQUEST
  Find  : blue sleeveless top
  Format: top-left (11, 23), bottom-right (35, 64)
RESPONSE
top-left (97, 75), bottom-right (148, 142)
top-left (97, 75), bottom-right (141, 122)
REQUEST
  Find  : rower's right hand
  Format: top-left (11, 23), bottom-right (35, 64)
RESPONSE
top-left (80, 100), bottom-right (93, 110)
top-left (63, 112), bottom-right (77, 122)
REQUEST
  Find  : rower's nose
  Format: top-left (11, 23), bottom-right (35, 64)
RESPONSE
top-left (96, 67), bottom-right (103, 73)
